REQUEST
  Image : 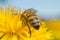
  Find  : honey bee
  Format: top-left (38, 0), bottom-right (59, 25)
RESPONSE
top-left (13, 8), bottom-right (40, 37)
top-left (21, 8), bottom-right (40, 36)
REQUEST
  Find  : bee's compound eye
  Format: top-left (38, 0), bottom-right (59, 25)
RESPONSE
top-left (34, 25), bottom-right (40, 30)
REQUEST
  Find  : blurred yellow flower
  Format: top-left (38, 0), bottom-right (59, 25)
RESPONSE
top-left (46, 20), bottom-right (60, 40)
top-left (0, 6), bottom-right (53, 40)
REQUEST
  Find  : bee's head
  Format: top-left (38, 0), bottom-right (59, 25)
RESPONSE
top-left (30, 17), bottom-right (40, 30)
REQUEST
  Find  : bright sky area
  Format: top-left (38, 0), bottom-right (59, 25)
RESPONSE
top-left (0, 0), bottom-right (60, 20)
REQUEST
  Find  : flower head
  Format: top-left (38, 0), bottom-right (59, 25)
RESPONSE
top-left (46, 20), bottom-right (60, 40)
top-left (0, 6), bottom-right (53, 40)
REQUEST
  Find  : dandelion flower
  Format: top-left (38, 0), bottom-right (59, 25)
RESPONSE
top-left (0, 7), bottom-right (53, 40)
top-left (46, 20), bottom-right (60, 40)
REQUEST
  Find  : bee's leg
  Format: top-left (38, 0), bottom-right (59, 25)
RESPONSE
top-left (28, 26), bottom-right (31, 37)
top-left (0, 33), bottom-right (6, 39)
top-left (22, 19), bottom-right (31, 37)
top-left (27, 22), bottom-right (31, 37)
top-left (28, 25), bottom-right (31, 37)
top-left (21, 15), bottom-right (31, 37)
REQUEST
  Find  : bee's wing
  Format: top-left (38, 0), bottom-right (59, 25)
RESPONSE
top-left (23, 8), bottom-right (37, 14)
top-left (27, 8), bottom-right (37, 13)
